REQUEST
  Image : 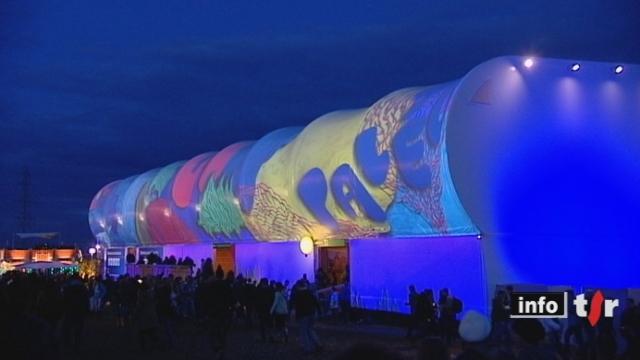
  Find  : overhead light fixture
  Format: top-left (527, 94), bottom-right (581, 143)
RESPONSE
top-left (570, 63), bottom-right (581, 72)
top-left (523, 58), bottom-right (534, 69)
top-left (614, 65), bottom-right (624, 74)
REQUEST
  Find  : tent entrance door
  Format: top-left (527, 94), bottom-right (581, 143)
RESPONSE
top-left (317, 245), bottom-right (349, 286)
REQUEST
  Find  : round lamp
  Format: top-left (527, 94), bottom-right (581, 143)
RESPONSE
top-left (299, 236), bottom-right (314, 256)
top-left (88, 247), bottom-right (96, 256)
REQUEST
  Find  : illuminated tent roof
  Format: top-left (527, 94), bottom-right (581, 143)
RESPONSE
top-left (90, 55), bottom-right (640, 291)
top-left (89, 57), bottom-right (640, 287)
top-left (90, 76), bottom-right (478, 246)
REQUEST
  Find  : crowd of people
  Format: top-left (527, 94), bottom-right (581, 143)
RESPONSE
top-left (406, 285), bottom-right (464, 343)
top-left (131, 253), bottom-right (196, 267)
top-left (0, 260), bottom-right (342, 359)
top-left (1, 265), bottom-right (639, 360)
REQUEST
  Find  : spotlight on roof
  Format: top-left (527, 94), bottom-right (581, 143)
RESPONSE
top-left (570, 63), bottom-right (581, 72)
top-left (523, 58), bottom-right (534, 69)
top-left (614, 65), bottom-right (624, 74)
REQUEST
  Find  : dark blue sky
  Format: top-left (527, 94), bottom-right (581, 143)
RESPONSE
top-left (1, 0), bottom-right (639, 246)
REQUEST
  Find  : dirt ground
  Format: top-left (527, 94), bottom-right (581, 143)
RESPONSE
top-left (56, 313), bottom-right (423, 360)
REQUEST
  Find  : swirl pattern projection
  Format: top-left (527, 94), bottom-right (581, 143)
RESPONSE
top-left (89, 85), bottom-right (477, 247)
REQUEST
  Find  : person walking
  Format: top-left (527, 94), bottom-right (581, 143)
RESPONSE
top-left (90, 277), bottom-right (106, 312)
top-left (205, 267), bottom-right (234, 358)
top-left (255, 278), bottom-right (274, 342)
top-left (292, 282), bottom-right (322, 353)
top-left (270, 283), bottom-right (289, 343)
top-left (329, 286), bottom-right (340, 320)
top-left (135, 279), bottom-right (159, 350)
top-left (439, 288), bottom-right (461, 345)
top-left (406, 285), bottom-right (420, 338)
top-left (155, 279), bottom-right (176, 349)
top-left (61, 275), bottom-right (90, 350)
top-left (491, 290), bottom-right (510, 345)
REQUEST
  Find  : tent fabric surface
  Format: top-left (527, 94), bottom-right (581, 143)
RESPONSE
top-left (89, 83), bottom-right (478, 246)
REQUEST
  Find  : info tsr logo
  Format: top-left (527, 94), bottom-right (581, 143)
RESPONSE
top-left (510, 290), bottom-right (619, 326)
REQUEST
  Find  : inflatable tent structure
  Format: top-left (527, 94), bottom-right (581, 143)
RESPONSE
top-left (90, 56), bottom-right (640, 313)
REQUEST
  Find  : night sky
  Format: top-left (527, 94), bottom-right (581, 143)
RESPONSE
top-left (1, 1), bottom-right (639, 247)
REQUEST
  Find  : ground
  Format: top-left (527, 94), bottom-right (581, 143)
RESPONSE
top-left (59, 314), bottom-right (424, 360)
